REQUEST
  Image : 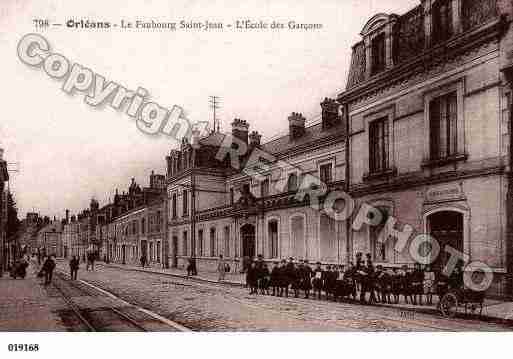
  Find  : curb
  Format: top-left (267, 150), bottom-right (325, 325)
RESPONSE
top-left (99, 262), bottom-right (245, 288)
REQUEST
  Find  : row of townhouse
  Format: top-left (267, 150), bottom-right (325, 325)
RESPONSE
top-left (62, 172), bottom-right (167, 267)
top-left (164, 0), bottom-right (513, 297)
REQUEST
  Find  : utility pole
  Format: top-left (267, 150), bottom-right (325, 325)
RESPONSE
top-left (209, 96), bottom-right (221, 133)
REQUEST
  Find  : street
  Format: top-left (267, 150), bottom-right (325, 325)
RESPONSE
top-left (55, 262), bottom-right (512, 332)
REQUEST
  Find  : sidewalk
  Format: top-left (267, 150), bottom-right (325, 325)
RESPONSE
top-left (96, 260), bottom-right (513, 325)
top-left (97, 260), bottom-right (246, 287)
top-left (0, 263), bottom-right (69, 331)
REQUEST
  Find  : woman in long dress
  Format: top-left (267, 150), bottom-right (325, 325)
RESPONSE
top-left (217, 254), bottom-right (226, 282)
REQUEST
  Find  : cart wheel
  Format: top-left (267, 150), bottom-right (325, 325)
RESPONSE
top-left (440, 293), bottom-right (458, 318)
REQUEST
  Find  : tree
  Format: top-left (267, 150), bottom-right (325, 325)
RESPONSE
top-left (6, 192), bottom-right (20, 238)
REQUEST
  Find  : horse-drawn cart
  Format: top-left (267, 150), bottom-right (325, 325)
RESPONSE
top-left (439, 287), bottom-right (485, 318)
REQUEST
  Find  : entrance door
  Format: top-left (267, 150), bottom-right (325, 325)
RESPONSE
top-left (427, 211), bottom-right (464, 272)
top-left (172, 236), bottom-right (178, 268)
top-left (141, 240), bottom-right (148, 260)
top-left (122, 245), bottom-right (126, 264)
top-left (241, 224), bottom-right (256, 258)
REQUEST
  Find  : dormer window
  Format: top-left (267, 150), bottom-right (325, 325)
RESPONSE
top-left (432, 0), bottom-right (453, 44)
top-left (371, 32), bottom-right (386, 75)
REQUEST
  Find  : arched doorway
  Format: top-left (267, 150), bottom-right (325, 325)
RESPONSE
top-left (241, 224), bottom-right (256, 258)
top-left (427, 211), bottom-right (464, 271)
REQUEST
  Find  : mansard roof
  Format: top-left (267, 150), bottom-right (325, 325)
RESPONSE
top-left (345, 0), bottom-right (500, 91)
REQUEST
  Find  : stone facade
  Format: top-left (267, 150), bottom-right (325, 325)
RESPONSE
top-left (65, 173), bottom-right (166, 266)
top-left (338, 0), bottom-right (513, 296)
top-left (167, 108), bottom-right (347, 273)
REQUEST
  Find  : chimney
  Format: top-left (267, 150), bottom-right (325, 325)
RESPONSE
top-left (288, 112), bottom-right (306, 140)
top-left (320, 98), bottom-right (341, 129)
top-left (231, 118), bottom-right (249, 144)
top-left (249, 131), bottom-right (262, 148)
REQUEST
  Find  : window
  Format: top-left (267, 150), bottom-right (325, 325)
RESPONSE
top-left (224, 226), bottom-right (230, 257)
top-left (369, 117), bottom-right (389, 173)
top-left (230, 188), bottom-right (234, 205)
top-left (370, 207), bottom-right (390, 262)
top-left (157, 211), bottom-right (162, 232)
top-left (371, 33), bottom-right (386, 75)
top-left (210, 227), bottom-right (216, 257)
top-left (430, 92), bottom-right (458, 160)
top-left (287, 173), bottom-right (298, 192)
top-left (172, 193), bottom-right (177, 218)
top-left (141, 218), bottom-right (145, 234)
top-left (182, 190), bottom-right (188, 216)
top-left (291, 216), bottom-right (305, 259)
top-left (183, 231), bottom-right (188, 256)
top-left (319, 163), bottom-right (333, 184)
top-left (261, 178), bottom-right (270, 197)
top-left (268, 220), bottom-right (278, 258)
top-left (432, 0), bottom-right (453, 44)
top-left (156, 242), bottom-right (161, 263)
top-left (198, 229), bottom-right (204, 257)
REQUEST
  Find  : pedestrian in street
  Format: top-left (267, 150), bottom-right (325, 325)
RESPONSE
top-left (411, 263), bottom-right (425, 305)
top-left (259, 263), bottom-right (271, 295)
top-left (365, 253), bottom-right (377, 304)
top-left (246, 261), bottom-right (258, 294)
top-left (301, 260), bottom-right (313, 299)
top-left (42, 255), bottom-right (56, 285)
top-left (69, 256), bottom-right (79, 280)
top-left (269, 261), bottom-right (281, 296)
top-left (278, 259), bottom-right (289, 297)
top-left (312, 262), bottom-right (323, 300)
top-left (286, 257), bottom-right (299, 298)
top-left (423, 265), bottom-right (436, 305)
top-left (90, 252), bottom-right (96, 271)
top-left (217, 254), bottom-right (226, 282)
top-left (140, 255), bottom-right (147, 268)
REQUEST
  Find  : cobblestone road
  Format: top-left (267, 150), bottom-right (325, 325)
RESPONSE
top-left (56, 263), bottom-right (512, 331)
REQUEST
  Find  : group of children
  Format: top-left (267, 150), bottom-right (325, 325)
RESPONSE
top-left (245, 253), bottom-right (465, 306)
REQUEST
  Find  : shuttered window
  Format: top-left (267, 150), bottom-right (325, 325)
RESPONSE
top-left (430, 92), bottom-right (458, 160)
top-left (369, 117), bottom-right (389, 173)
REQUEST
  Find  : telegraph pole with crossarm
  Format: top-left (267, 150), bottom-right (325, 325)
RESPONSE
top-left (209, 96), bottom-right (221, 133)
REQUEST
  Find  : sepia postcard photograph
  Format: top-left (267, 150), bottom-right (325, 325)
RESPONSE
top-left (1, 0), bottom-right (513, 357)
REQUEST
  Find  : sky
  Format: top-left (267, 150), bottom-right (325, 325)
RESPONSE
top-left (0, 0), bottom-right (415, 219)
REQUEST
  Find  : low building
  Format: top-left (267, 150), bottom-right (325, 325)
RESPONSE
top-left (37, 218), bottom-right (63, 257)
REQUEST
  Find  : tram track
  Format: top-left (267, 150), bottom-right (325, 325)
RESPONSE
top-left (52, 270), bottom-right (190, 332)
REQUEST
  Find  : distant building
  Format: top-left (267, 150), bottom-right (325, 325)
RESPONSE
top-left (65, 172), bottom-right (166, 266)
top-left (0, 148), bottom-right (9, 274)
top-left (37, 219), bottom-right (63, 257)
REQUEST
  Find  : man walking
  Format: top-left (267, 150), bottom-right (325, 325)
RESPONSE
top-left (69, 256), bottom-right (79, 280)
top-left (42, 255), bottom-right (56, 285)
